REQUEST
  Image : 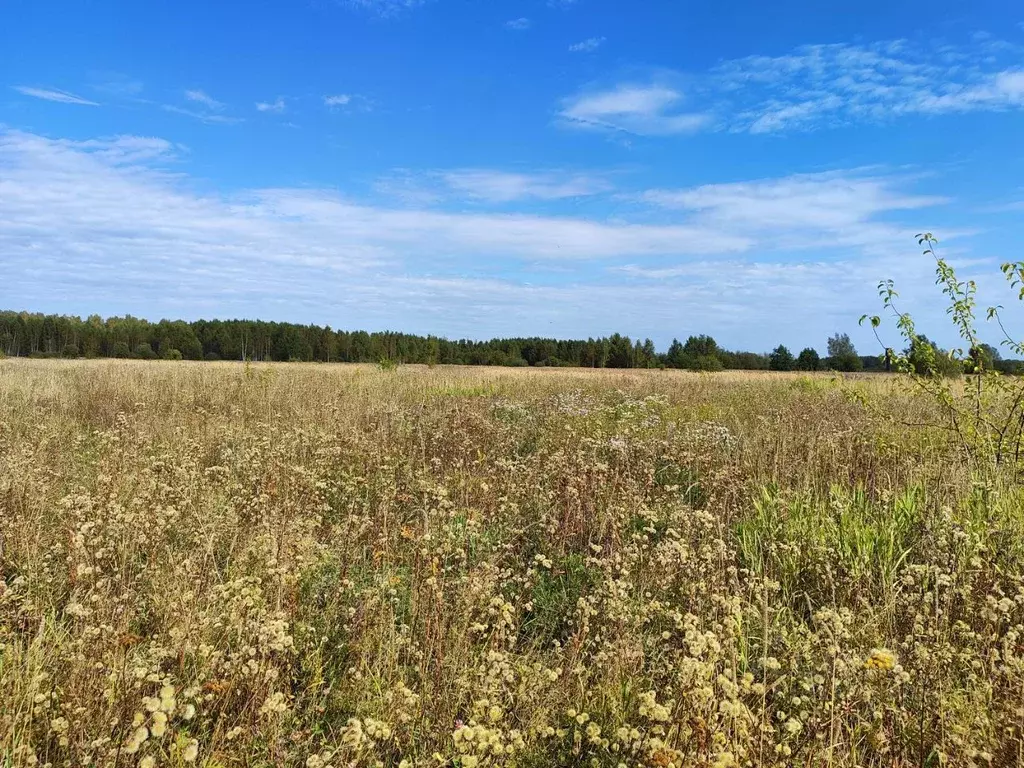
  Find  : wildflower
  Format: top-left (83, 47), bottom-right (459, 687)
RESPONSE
top-left (151, 711), bottom-right (168, 738)
top-left (138, 757), bottom-right (156, 768)
top-left (182, 740), bottom-right (199, 763)
top-left (864, 648), bottom-right (897, 671)
top-left (124, 726), bottom-right (149, 754)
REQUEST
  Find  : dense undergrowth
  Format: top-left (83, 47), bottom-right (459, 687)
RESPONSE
top-left (1, 361), bottom-right (1022, 767)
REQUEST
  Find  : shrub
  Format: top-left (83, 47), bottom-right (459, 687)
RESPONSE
top-left (162, 348), bottom-right (183, 360)
top-left (134, 342), bottom-right (157, 360)
top-left (692, 354), bottom-right (724, 372)
top-left (863, 233), bottom-right (1024, 468)
top-left (61, 344), bottom-right (80, 358)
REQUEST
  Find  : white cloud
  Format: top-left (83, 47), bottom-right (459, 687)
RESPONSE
top-left (2, 129), bottom-right (987, 348)
top-left (341, 0), bottom-right (427, 15)
top-left (559, 84), bottom-right (711, 135)
top-left (716, 39), bottom-right (1024, 132)
top-left (89, 73), bottom-right (143, 97)
top-left (12, 86), bottom-right (99, 106)
top-left (560, 36), bottom-right (1024, 136)
top-left (440, 169), bottom-right (612, 202)
top-left (505, 18), bottom-right (531, 31)
top-left (162, 105), bottom-right (241, 125)
top-left (256, 97), bottom-right (286, 113)
top-left (324, 94), bottom-right (352, 107)
top-left (641, 171), bottom-right (944, 240)
top-left (569, 37), bottom-right (605, 53)
top-left (184, 89), bottom-right (224, 110)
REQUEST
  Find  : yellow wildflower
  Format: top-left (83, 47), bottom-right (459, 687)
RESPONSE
top-left (865, 648), bottom-right (897, 671)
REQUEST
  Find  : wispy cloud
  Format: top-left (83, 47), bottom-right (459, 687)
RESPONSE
top-left (715, 39), bottom-right (1024, 133)
top-left (559, 84), bottom-right (711, 135)
top-left (560, 35), bottom-right (1024, 136)
top-left (441, 169), bottom-right (612, 202)
top-left (256, 97), bottom-right (286, 113)
top-left (184, 89), bottom-right (224, 110)
top-left (89, 73), bottom-right (144, 97)
top-left (341, 0), bottom-right (428, 16)
top-left (323, 94), bottom-right (352, 107)
top-left (569, 37), bottom-right (605, 53)
top-left (639, 170), bottom-right (947, 253)
top-left (12, 86), bottom-right (99, 106)
top-left (505, 18), bottom-right (531, 31)
top-left (374, 168), bottom-right (614, 204)
top-left (162, 105), bottom-right (241, 124)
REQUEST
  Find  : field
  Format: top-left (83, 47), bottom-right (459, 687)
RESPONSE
top-left (2, 359), bottom-right (1023, 768)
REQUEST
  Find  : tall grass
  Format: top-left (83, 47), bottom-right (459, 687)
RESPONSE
top-left (1, 359), bottom-right (1022, 767)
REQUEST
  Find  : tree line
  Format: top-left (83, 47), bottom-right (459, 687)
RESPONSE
top-left (1, 310), bottom-right (1021, 374)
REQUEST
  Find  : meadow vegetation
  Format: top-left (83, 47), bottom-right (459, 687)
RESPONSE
top-left (2, 359), bottom-right (1024, 768)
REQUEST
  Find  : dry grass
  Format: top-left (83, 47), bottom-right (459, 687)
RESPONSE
top-left (2, 359), bottom-right (1023, 768)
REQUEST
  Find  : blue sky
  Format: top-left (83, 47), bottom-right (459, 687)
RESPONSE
top-left (2, 0), bottom-right (1024, 352)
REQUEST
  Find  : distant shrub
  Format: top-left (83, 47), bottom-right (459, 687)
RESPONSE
top-left (378, 357), bottom-right (399, 372)
top-left (134, 342), bottom-right (157, 360)
top-left (693, 354), bottom-right (724, 372)
top-left (204, 351), bottom-right (221, 361)
top-left (111, 341), bottom-right (131, 358)
top-left (162, 348), bottom-right (183, 361)
top-left (62, 344), bottom-right (80, 358)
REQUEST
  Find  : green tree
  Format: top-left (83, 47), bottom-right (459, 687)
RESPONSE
top-left (640, 338), bottom-right (657, 368)
top-left (665, 338), bottom-right (689, 369)
top-left (606, 334), bottom-right (633, 368)
top-left (796, 347), bottom-right (820, 371)
top-left (971, 342), bottom-right (1000, 373)
top-left (827, 333), bottom-right (862, 372)
top-left (683, 335), bottom-right (719, 359)
top-left (769, 344), bottom-right (795, 371)
top-left (904, 335), bottom-right (962, 377)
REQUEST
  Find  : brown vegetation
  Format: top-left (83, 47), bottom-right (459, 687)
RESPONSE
top-left (1, 359), bottom-right (1022, 767)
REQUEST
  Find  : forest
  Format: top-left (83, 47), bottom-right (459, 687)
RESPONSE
top-left (2, 309), bottom-right (1022, 373)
